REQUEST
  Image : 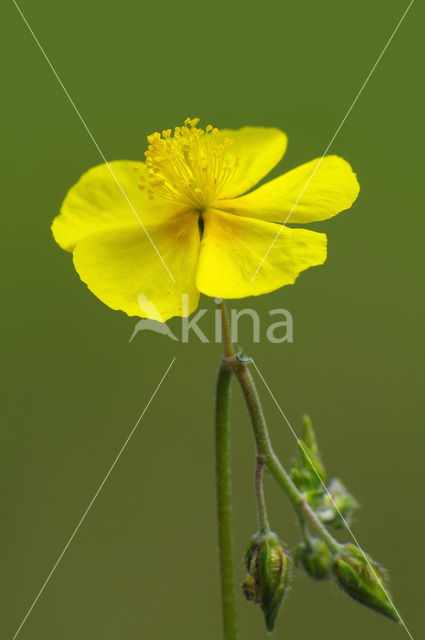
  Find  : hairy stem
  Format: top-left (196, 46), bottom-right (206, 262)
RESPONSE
top-left (255, 455), bottom-right (271, 535)
top-left (215, 361), bottom-right (238, 640)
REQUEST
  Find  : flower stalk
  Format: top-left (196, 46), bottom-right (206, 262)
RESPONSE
top-left (255, 455), bottom-right (270, 535)
top-left (215, 359), bottom-right (238, 640)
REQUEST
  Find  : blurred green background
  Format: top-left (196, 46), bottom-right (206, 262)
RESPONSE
top-left (2, 0), bottom-right (423, 638)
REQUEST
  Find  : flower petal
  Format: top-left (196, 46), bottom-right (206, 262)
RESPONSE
top-left (217, 127), bottom-right (288, 199)
top-left (73, 213), bottom-right (201, 320)
top-left (196, 209), bottom-right (327, 298)
top-left (218, 156), bottom-right (359, 223)
top-left (52, 161), bottom-right (182, 252)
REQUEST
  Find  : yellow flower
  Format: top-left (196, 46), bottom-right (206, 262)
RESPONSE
top-left (52, 118), bottom-right (359, 321)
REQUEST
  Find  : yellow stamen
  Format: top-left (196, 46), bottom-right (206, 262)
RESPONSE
top-left (142, 118), bottom-right (239, 208)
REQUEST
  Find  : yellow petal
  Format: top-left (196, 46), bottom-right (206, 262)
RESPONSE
top-left (73, 213), bottom-right (200, 320)
top-left (217, 127), bottom-right (288, 199)
top-left (218, 156), bottom-right (359, 223)
top-left (52, 161), bottom-right (182, 252)
top-left (196, 209), bottom-right (327, 298)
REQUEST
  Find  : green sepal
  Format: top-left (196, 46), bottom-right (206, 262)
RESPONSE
top-left (333, 544), bottom-right (399, 622)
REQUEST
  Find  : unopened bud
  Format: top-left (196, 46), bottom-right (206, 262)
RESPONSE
top-left (295, 538), bottom-right (333, 580)
top-left (333, 544), bottom-right (399, 621)
top-left (242, 532), bottom-right (289, 631)
top-left (291, 415), bottom-right (326, 492)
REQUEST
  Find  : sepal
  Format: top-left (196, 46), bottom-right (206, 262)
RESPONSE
top-left (333, 544), bottom-right (399, 622)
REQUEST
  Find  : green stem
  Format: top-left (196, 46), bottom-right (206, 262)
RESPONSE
top-left (255, 455), bottom-right (270, 535)
top-left (215, 361), bottom-right (238, 640)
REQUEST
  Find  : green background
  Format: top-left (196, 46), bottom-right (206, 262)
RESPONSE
top-left (2, 0), bottom-right (423, 638)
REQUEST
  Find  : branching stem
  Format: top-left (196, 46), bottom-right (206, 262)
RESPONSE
top-left (214, 299), bottom-right (340, 640)
top-left (218, 299), bottom-right (340, 554)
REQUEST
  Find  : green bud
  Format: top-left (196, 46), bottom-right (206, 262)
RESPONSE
top-left (291, 416), bottom-right (326, 492)
top-left (295, 538), bottom-right (333, 580)
top-left (333, 544), bottom-right (399, 622)
top-left (242, 532), bottom-right (289, 631)
top-left (301, 414), bottom-right (320, 454)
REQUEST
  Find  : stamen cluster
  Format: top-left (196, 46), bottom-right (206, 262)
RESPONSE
top-left (138, 118), bottom-right (239, 209)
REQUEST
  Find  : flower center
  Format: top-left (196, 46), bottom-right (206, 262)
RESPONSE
top-left (138, 118), bottom-right (239, 209)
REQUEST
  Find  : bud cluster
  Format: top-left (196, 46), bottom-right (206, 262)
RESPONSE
top-left (241, 415), bottom-right (399, 633)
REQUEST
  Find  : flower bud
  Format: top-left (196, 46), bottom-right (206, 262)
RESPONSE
top-left (295, 538), bottom-right (333, 580)
top-left (333, 544), bottom-right (399, 621)
top-left (242, 532), bottom-right (289, 631)
top-left (290, 416), bottom-right (326, 492)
